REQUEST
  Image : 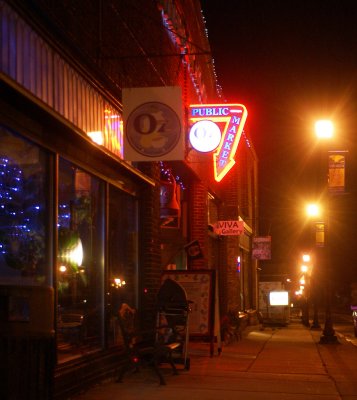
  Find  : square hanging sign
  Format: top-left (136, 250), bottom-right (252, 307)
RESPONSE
top-left (123, 87), bottom-right (184, 161)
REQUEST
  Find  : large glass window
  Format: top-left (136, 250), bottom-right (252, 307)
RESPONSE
top-left (107, 185), bottom-right (138, 347)
top-left (0, 126), bottom-right (50, 285)
top-left (57, 159), bottom-right (105, 362)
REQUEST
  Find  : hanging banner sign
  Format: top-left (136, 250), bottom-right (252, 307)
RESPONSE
top-left (328, 151), bottom-right (347, 194)
top-left (123, 86), bottom-right (184, 161)
top-left (189, 104), bottom-right (248, 182)
top-left (214, 220), bottom-right (244, 236)
top-left (315, 222), bottom-right (325, 247)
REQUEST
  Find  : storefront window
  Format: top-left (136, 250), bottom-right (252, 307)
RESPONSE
top-left (107, 185), bottom-right (138, 347)
top-left (0, 126), bottom-right (50, 285)
top-left (57, 159), bottom-right (105, 362)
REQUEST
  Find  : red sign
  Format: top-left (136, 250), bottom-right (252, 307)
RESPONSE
top-left (189, 104), bottom-right (248, 181)
top-left (214, 220), bottom-right (244, 236)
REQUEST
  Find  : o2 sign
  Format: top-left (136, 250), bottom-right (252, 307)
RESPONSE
top-left (189, 120), bottom-right (221, 152)
top-left (126, 102), bottom-right (181, 157)
top-left (189, 104), bottom-right (248, 182)
top-left (123, 87), bottom-right (184, 161)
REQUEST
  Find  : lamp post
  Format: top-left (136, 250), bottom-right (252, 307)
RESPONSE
top-left (314, 120), bottom-right (338, 344)
top-left (305, 204), bottom-right (321, 329)
top-left (300, 254), bottom-right (312, 327)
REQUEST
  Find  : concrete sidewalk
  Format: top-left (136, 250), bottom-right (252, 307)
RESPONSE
top-left (71, 322), bottom-right (357, 400)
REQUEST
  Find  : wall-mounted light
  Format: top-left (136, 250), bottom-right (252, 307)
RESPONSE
top-left (87, 130), bottom-right (104, 145)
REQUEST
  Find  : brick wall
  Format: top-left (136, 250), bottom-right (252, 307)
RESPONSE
top-left (137, 162), bottom-right (162, 328)
top-left (189, 181), bottom-right (208, 269)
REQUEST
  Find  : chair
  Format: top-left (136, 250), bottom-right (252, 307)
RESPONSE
top-left (116, 303), bottom-right (180, 385)
top-left (57, 312), bottom-right (86, 346)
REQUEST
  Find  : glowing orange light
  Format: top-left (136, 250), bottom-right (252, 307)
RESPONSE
top-left (189, 104), bottom-right (248, 182)
top-left (301, 265), bottom-right (308, 273)
top-left (315, 120), bottom-right (333, 139)
top-left (302, 254), bottom-right (311, 262)
top-left (59, 265), bottom-right (67, 273)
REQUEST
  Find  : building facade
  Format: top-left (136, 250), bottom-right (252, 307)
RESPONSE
top-left (0, 1), bottom-right (259, 398)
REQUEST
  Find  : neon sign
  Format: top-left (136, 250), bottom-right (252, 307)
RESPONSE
top-left (189, 104), bottom-right (248, 182)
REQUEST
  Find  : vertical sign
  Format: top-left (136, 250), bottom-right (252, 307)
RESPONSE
top-left (315, 222), bottom-right (325, 247)
top-left (328, 152), bottom-right (347, 194)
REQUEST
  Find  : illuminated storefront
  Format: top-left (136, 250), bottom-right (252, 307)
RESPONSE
top-left (1, 4), bottom-right (152, 397)
top-left (1, 1), bottom-right (259, 398)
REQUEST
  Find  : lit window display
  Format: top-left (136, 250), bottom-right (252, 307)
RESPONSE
top-left (57, 159), bottom-right (105, 361)
top-left (0, 126), bottom-right (50, 284)
top-left (0, 125), bottom-right (139, 363)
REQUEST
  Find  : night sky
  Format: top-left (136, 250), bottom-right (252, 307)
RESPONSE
top-left (201, 1), bottom-right (357, 287)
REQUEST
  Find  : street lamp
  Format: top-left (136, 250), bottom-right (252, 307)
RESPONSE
top-left (301, 264), bottom-right (308, 273)
top-left (306, 203), bottom-right (320, 218)
top-left (305, 204), bottom-right (321, 329)
top-left (314, 120), bottom-right (338, 344)
top-left (314, 120), bottom-right (334, 139)
top-left (302, 254), bottom-right (310, 263)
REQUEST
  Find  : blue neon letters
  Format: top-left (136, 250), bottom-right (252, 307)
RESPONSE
top-left (191, 107), bottom-right (230, 117)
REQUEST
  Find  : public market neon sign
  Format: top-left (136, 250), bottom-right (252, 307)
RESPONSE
top-left (189, 104), bottom-right (248, 182)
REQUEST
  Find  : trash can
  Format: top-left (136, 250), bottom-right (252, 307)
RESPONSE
top-left (0, 285), bottom-right (55, 400)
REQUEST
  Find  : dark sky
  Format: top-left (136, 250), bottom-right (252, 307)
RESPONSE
top-left (201, 1), bottom-right (357, 283)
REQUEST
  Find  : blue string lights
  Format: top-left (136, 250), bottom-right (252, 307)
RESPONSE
top-left (159, 161), bottom-right (186, 190)
top-left (0, 156), bottom-right (44, 273)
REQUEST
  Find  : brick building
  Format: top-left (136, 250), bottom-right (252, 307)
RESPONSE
top-left (0, 1), bottom-right (259, 398)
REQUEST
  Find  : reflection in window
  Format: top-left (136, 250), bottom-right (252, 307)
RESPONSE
top-left (107, 185), bottom-right (138, 347)
top-left (57, 159), bottom-right (104, 362)
top-left (0, 126), bottom-right (49, 285)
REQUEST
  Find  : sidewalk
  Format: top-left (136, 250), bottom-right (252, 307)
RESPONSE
top-left (71, 322), bottom-right (357, 400)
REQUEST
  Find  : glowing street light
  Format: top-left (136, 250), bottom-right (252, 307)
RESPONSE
top-left (302, 254), bottom-right (311, 263)
top-left (306, 203), bottom-right (320, 218)
top-left (301, 265), bottom-right (309, 273)
top-left (315, 120), bottom-right (334, 139)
